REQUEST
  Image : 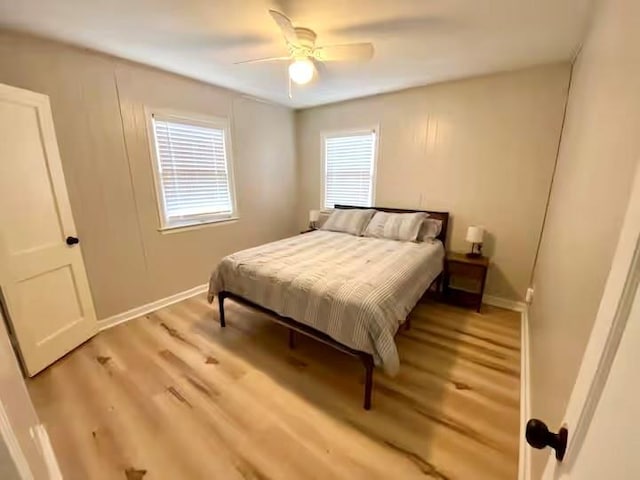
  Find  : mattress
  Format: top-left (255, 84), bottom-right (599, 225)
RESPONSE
top-left (208, 230), bottom-right (444, 375)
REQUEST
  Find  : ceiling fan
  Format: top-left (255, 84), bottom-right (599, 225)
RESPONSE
top-left (236, 10), bottom-right (374, 93)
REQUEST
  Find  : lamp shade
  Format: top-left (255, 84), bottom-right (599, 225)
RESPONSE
top-left (309, 209), bottom-right (321, 222)
top-left (466, 225), bottom-right (484, 244)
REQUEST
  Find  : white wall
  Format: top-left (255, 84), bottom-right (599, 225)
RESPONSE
top-left (528, 0), bottom-right (640, 476)
top-left (297, 65), bottom-right (570, 302)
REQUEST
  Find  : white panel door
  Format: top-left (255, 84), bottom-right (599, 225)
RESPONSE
top-left (0, 83), bottom-right (97, 376)
top-left (539, 160), bottom-right (640, 478)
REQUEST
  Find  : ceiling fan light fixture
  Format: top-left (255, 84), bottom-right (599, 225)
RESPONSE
top-left (288, 58), bottom-right (315, 85)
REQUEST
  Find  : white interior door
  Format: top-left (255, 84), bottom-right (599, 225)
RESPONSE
top-left (0, 83), bottom-right (97, 376)
top-left (539, 163), bottom-right (640, 478)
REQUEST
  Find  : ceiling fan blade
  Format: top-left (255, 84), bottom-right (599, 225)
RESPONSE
top-left (313, 43), bottom-right (374, 62)
top-left (312, 58), bottom-right (329, 78)
top-left (269, 9), bottom-right (298, 45)
top-left (234, 56), bottom-right (291, 65)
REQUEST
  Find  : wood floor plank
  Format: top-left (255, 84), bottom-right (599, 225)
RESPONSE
top-left (27, 295), bottom-right (521, 479)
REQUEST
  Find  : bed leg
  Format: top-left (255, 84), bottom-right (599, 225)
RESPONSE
top-left (405, 317), bottom-right (412, 331)
top-left (218, 292), bottom-right (226, 327)
top-left (362, 354), bottom-right (374, 410)
top-left (288, 329), bottom-right (296, 349)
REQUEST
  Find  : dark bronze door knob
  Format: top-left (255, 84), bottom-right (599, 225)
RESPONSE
top-left (65, 236), bottom-right (80, 246)
top-left (526, 418), bottom-right (568, 461)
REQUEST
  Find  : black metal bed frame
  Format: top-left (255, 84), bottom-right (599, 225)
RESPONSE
top-left (217, 290), bottom-right (377, 408)
top-left (215, 206), bottom-right (449, 410)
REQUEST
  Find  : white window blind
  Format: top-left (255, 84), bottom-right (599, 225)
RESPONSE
top-left (150, 114), bottom-right (236, 228)
top-left (323, 131), bottom-right (376, 209)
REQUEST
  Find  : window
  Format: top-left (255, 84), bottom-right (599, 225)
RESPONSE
top-left (322, 129), bottom-right (377, 209)
top-left (148, 111), bottom-right (237, 230)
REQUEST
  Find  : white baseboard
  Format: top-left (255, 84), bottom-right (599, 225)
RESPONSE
top-left (98, 283), bottom-right (208, 331)
top-left (518, 306), bottom-right (531, 480)
top-left (483, 294), bottom-right (527, 312)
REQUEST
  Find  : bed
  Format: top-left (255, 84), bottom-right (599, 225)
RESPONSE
top-left (208, 206), bottom-right (449, 409)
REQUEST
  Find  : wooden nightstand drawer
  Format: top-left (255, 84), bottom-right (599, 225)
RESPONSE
top-left (444, 252), bottom-right (489, 312)
top-left (447, 261), bottom-right (485, 280)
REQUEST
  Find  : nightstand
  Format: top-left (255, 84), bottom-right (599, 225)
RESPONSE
top-left (443, 252), bottom-right (489, 312)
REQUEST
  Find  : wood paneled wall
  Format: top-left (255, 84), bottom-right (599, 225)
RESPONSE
top-left (0, 31), bottom-right (298, 319)
top-left (296, 64), bottom-right (571, 302)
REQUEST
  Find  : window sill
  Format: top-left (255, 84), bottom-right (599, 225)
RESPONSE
top-left (158, 217), bottom-right (239, 235)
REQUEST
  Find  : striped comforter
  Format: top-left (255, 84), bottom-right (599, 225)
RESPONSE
top-left (208, 230), bottom-right (444, 375)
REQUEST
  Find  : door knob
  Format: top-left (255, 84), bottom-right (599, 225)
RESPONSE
top-left (65, 236), bottom-right (80, 246)
top-left (526, 418), bottom-right (568, 461)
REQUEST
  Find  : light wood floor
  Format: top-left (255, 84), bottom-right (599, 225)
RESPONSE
top-left (27, 295), bottom-right (521, 480)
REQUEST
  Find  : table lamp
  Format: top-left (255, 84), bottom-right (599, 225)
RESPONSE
top-left (466, 225), bottom-right (484, 258)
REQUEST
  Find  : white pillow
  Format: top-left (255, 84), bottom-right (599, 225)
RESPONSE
top-left (363, 211), bottom-right (427, 242)
top-left (320, 208), bottom-right (376, 236)
top-left (418, 218), bottom-right (443, 241)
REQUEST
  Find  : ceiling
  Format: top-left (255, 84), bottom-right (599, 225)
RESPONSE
top-left (0, 0), bottom-right (593, 108)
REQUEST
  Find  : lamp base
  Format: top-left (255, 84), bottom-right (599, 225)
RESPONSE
top-left (467, 242), bottom-right (483, 258)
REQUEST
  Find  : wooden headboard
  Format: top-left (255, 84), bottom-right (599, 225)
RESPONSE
top-left (334, 205), bottom-right (450, 246)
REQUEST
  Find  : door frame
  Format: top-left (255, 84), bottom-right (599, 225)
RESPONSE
top-left (543, 162), bottom-right (640, 477)
top-left (0, 400), bottom-right (33, 480)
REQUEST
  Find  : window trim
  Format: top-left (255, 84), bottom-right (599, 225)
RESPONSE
top-left (320, 126), bottom-right (379, 210)
top-left (145, 107), bottom-right (239, 232)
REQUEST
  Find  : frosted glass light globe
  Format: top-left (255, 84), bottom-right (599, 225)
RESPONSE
top-left (288, 58), bottom-right (315, 85)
